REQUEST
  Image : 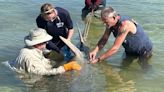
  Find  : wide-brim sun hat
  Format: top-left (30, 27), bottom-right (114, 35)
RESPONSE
top-left (24, 28), bottom-right (52, 46)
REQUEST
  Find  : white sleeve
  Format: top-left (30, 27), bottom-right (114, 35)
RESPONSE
top-left (27, 63), bottom-right (65, 75)
top-left (25, 59), bottom-right (65, 75)
top-left (20, 50), bottom-right (66, 75)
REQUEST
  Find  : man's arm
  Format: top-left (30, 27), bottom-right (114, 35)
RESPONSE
top-left (67, 29), bottom-right (74, 41)
top-left (89, 28), bottom-right (110, 61)
top-left (64, 10), bottom-right (74, 41)
top-left (97, 28), bottom-right (111, 51)
top-left (24, 55), bottom-right (65, 75)
top-left (98, 21), bottom-right (130, 61)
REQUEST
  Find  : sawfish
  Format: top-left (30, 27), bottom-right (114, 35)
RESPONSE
top-left (58, 23), bottom-right (109, 91)
top-left (12, 25), bottom-right (135, 92)
top-left (58, 25), bottom-right (136, 92)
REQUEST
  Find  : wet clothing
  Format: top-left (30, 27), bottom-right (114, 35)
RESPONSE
top-left (36, 7), bottom-right (73, 50)
top-left (108, 15), bottom-right (153, 70)
top-left (82, 0), bottom-right (106, 20)
top-left (7, 47), bottom-right (65, 75)
top-left (109, 15), bottom-right (152, 55)
top-left (121, 50), bottom-right (152, 70)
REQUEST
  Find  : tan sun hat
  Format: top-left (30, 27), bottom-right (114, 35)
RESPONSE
top-left (24, 28), bottom-right (52, 46)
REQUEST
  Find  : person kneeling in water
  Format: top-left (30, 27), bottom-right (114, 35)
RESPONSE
top-left (7, 28), bottom-right (81, 75)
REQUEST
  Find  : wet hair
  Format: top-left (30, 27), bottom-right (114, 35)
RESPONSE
top-left (101, 6), bottom-right (117, 20)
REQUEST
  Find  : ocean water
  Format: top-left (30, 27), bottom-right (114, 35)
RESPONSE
top-left (0, 0), bottom-right (164, 92)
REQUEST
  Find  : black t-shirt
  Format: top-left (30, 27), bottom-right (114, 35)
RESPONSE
top-left (36, 7), bottom-right (73, 48)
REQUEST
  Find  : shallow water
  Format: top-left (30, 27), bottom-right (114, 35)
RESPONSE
top-left (0, 0), bottom-right (164, 92)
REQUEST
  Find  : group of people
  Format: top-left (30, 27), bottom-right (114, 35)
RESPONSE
top-left (7, 0), bottom-right (153, 76)
top-left (8, 3), bottom-right (81, 75)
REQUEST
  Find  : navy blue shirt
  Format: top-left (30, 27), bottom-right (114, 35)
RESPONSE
top-left (36, 7), bottom-right (73, 49)
top-left (109, 15), bottom-right (152, 55)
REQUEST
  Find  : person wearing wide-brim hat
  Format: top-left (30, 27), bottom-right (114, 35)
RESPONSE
top-left (7, 28), bottom-right (81, 75)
